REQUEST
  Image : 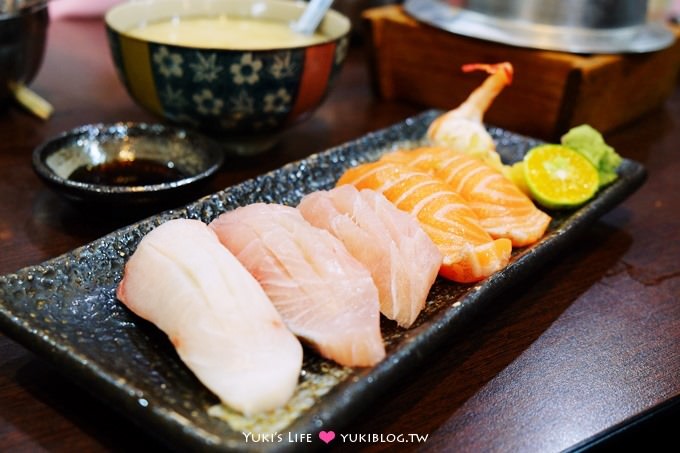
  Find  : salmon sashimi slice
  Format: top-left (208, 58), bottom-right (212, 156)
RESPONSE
top-left (381, 147), bottom-right (552, 247)
top-left (116, 219), bottom-right (303, 416)
top-left (426, 62), bottom-right (513, 172)
top-left (298, 185), bottom-right (442, 328)
top-left (209, 203), bottom-right (385, 367)
top-left (337, 161), bottom-right (512, 283)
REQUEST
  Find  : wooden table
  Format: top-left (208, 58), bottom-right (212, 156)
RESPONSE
top-left (1, 18), bottom-right (678, 452)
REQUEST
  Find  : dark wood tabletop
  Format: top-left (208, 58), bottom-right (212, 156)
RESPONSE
top-left (1, 17), bottom-right (678, 453)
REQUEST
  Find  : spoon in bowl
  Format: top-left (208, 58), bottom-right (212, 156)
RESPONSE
top-left (291, 0), bottom-right (334, 35)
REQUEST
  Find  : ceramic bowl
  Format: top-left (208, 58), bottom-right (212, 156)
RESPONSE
top-left (104, 0), bottom-right (351, 156)
top-left (0, 1), bottom-right (49, 103)
top-left (32, 123), bottom-right (224, 206)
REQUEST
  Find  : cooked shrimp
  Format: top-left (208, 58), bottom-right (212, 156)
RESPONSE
top-left (426, 62), bottom-right (513, 171)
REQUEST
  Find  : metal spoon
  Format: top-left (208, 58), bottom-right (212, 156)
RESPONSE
top-left (291, 0), bottom-right (334, 35)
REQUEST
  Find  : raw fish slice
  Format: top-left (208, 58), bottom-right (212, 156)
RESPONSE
top-left (337, 161), bottom-right (512, 283)
top-left (427, 62), bottom-right (513, 171)
top-left (382, 147), bottom-right (551, 247)
top-left (116, 219), bottom-right (302, 416)
top-left (298, 185), bottom-right (442, 328)
top-left (210, 204), bottom-right (385, 367)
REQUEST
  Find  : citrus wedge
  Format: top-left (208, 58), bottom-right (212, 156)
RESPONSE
top-left (503, 161), bottom-right (530, 196)
top-left (524, 144), bottom-right (599, 209)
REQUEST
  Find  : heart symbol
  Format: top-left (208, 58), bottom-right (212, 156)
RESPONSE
top-left (319, 431), bottom-right (336, 444)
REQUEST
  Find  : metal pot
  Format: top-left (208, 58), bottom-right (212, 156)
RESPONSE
top-left (404, 0), bottom-right (675, 53)
top-left (461, 0), bottom-right (649, 29)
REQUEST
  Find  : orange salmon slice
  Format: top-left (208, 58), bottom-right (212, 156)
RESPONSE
top-left (337, 161), bottom-right (511, 283)
top-left (382, 147), bottom-right (551, 247)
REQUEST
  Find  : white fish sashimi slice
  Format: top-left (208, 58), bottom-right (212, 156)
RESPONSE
top-left (116, 218), bottom-right (302, 416)
top-left (210, 203), bottom-right (385, 367)
top-left (298, 185), bottom-right (442, 328)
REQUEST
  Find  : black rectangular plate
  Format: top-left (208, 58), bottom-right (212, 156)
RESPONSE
top-left (0, 111), bottom-right (647, 452)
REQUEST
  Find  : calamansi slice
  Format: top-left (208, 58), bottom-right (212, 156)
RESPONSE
top-left (524, 144), bottom-right (599, 209)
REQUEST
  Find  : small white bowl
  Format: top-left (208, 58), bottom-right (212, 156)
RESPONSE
top-left (32, 122), bottom-right (224, 206)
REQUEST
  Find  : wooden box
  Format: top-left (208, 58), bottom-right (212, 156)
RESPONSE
top-left (363, 5), bottom-right (680, 141)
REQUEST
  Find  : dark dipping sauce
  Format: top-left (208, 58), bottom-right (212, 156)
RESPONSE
top-left (69, 159), bottom-right (188, 186)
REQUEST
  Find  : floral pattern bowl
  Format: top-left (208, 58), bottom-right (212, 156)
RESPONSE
top-left (105, 0), bottom-right (351, 156)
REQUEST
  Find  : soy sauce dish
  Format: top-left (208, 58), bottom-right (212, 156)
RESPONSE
top-left (32, 123), bottom-right (224, 205)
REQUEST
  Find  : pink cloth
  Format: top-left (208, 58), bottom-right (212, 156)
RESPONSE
top-left (49, 0), bottom-right (125, 19)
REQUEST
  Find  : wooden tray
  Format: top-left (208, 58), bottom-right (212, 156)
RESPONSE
top-left (363, 5), bottom-right (680, 141)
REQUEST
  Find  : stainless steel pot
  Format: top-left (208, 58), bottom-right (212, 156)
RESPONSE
top-left (461, 0), bottom-right (648, 29)
top-left (404, 0), bottom-right (675, 53)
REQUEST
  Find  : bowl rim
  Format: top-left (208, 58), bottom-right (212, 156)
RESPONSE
top-left (104, 0), bottom-right (351, 52)
top-left (32, 122), bottom-right (225, 196)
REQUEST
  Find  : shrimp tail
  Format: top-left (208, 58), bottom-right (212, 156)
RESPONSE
top-left (455, 62), bottom-right (513, 122)
top-left (426, 62), bottom-right (514, 172)
top-left (461, 62), bottom-right (513, 84)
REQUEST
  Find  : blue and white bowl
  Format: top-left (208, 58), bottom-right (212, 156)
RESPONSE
top-left (105, 0), bottom-right (351, 155)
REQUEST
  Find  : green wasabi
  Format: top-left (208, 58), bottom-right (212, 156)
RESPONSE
top-left (560, 124), bottom-right (622, 187)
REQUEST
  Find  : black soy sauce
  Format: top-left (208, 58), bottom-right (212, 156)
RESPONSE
top-left (69, 159), bottom-right (188, 186)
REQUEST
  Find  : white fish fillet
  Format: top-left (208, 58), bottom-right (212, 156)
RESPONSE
top-left (116, 218), bottom-right (302, 415)
top-left (298, 185), bottom-right (442, 328)
top-left (210, 203), bottom-right (385, 367)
